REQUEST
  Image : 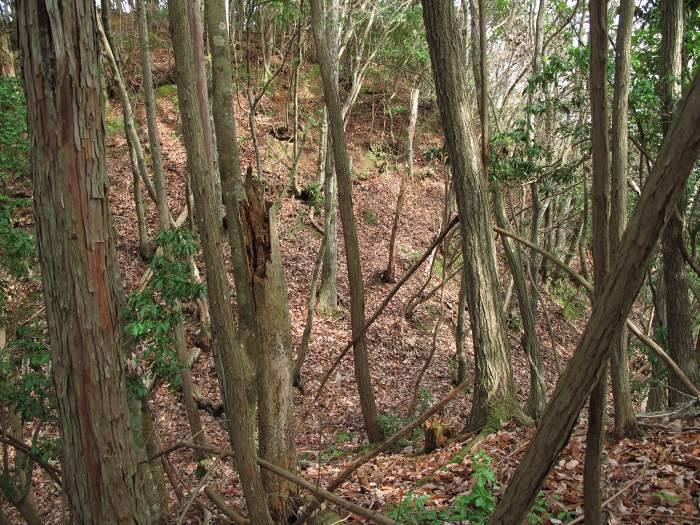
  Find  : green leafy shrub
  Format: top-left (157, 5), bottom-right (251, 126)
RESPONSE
top-left (0, 78), bottom-right (29, 182)
top-left (387, 452), bottom-right (573, 524)
top-left (123, 227), bottom-right (205, 394)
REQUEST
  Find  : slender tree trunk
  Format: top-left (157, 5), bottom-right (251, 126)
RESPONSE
top-left (648, 275), bottom-right (669, 411)
top-left (127, 137), bottom-right (154, 261)
top-left (609, 0), bottom-right (641, 438)
top-left (96, 15), bottom-right (158, 205)
top-left (136, 0), bottom-right (170, 229)
top-left (319, 133), bottom-right (339, 311)
top-left (318, 0), bottom-right (340, 313)
top-left (18, 1), bottom-right (159, 522)
top-left (489, 66), bottom-right (700, 525)
top-left (0, 23), bottom-right (14, 77)
top-left (168, 1), bottom-right (273, 522)
top-left (317, 108), bottom-right (328, 186)
top-left (584, 1), bottom-right (611, 522)
top-left (525, 0), bottom-right (546, 402)
top-left (493, 188), bottom-right (545, 419)
top-left (660, 0), bottom-right (699, 406)
top-left (204, 0), bottom-right (259, 420)
top-left (310, 0), bottom-right (383, 443)
top-left (385, 88), bottom-right (419, 282)
top-left (422, 0), bottom-right (523, 430)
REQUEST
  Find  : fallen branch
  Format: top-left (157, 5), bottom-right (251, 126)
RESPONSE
top-left (204, 487), bottom-right (249, 525)
top-left (293, 379), bottom-right (470, 525)
top-left (146, 442), bottom-right (399, 525)
top-left (304, 216), bottom-right (459, 416)
top-left (566, 473), bottom-right (644, 525)
top-left (493, 226), bottom-right (700, 399)
top-left (0, 432), bottom-right (62, 486)
top-left (257, 458), bottom-right (401, 525)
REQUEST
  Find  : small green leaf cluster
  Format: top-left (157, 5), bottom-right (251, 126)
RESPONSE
top-left (0, 196), bottom-right (33, 284)
top-left (387, 451), bottom-right (573, 524)
top-left (0, 78), bottom-right (29, 183)
top-left (123, 228), bottom-right (205, 390)
top-left (0, 323), bottom-right (53, 423)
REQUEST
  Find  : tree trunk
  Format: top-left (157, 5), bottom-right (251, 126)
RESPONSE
top-left (204, 0), bottom-right (258, 419)
top-left (136, 0), bottom-right (170, 230)
top-left (127, 136), bottom-right (154, 261)
top-left (18, 1), bottom-right (159, 522)
top-left (660, 0), bottom-right (698, 406)
top-left (95, 15), bottom-right (158, 206)
top-left (319, 134), bottom-right (339, 311)
top-left (609, 0), bottom-right (641, 439)
top-left (454, 270), bottom-right (469, 385)
top-left (168, 1), bottom-right (273, 522)
top-left (421, 0), bottom-right (523, 430)
top-left (489, 67), bottom-right (700, 525)
top-left (310, 0), bottom-right (383, 443)
top-left (318, 0), bottom-right (340, 313)
top-left (385, 88), bottom-right (419, 283)
top-left (0, 23), bottom-right (15, 77)
top-left (242, 177), bottom-right (298, 521)
top-left (648, 275), bottom-right (669, 411)
top-left (493, 188), bottom-right (545, 419)
top-left (585, 1), bottom-right (611, 521)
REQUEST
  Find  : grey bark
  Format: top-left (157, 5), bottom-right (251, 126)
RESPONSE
top-left (421, 0), bottom-right (523, 430)
top-left (609, 0), bottom-right (641, 438)
top-left (310, 0), bottom-right (383, 442)
top-left (168, 0), bottom-right (273, 522)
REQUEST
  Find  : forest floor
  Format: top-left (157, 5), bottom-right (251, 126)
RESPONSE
top-left (10, 55), bottom-right (700, 524)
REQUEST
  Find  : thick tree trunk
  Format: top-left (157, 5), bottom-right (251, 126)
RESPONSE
top-left (18, 1), bottom-right (159, 522)
top-left (168, 1), bottom-right (273, 522)
top-left (609, 0), bottom-right (641, 438)
top-left (310, 0), bottom-right (383, 443)
top-left (422, 0), bottom-right (522, 430)
top-left (489, 68), bottom-right (700, 525)
top-left (660, 0), bottom-right (699, 406)
top-left (242, 178), bottom-right (298, 521)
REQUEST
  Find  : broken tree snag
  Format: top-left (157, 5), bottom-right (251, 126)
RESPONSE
top-left (488, 69), bottom-right (700, 525)
top-left (241, 172), bottom-right (299, 522)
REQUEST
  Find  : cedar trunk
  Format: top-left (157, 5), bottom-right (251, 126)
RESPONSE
top-left (660, 0), bottom-right (699, 405)
top-left (168, 1), bottom-right (273, 522)
top-left (18, 1), bottom-right (159, 522)
top-left (309, 0), bottom-right (382, 443)
top-left (421, 0), bottom-right (521, 430)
